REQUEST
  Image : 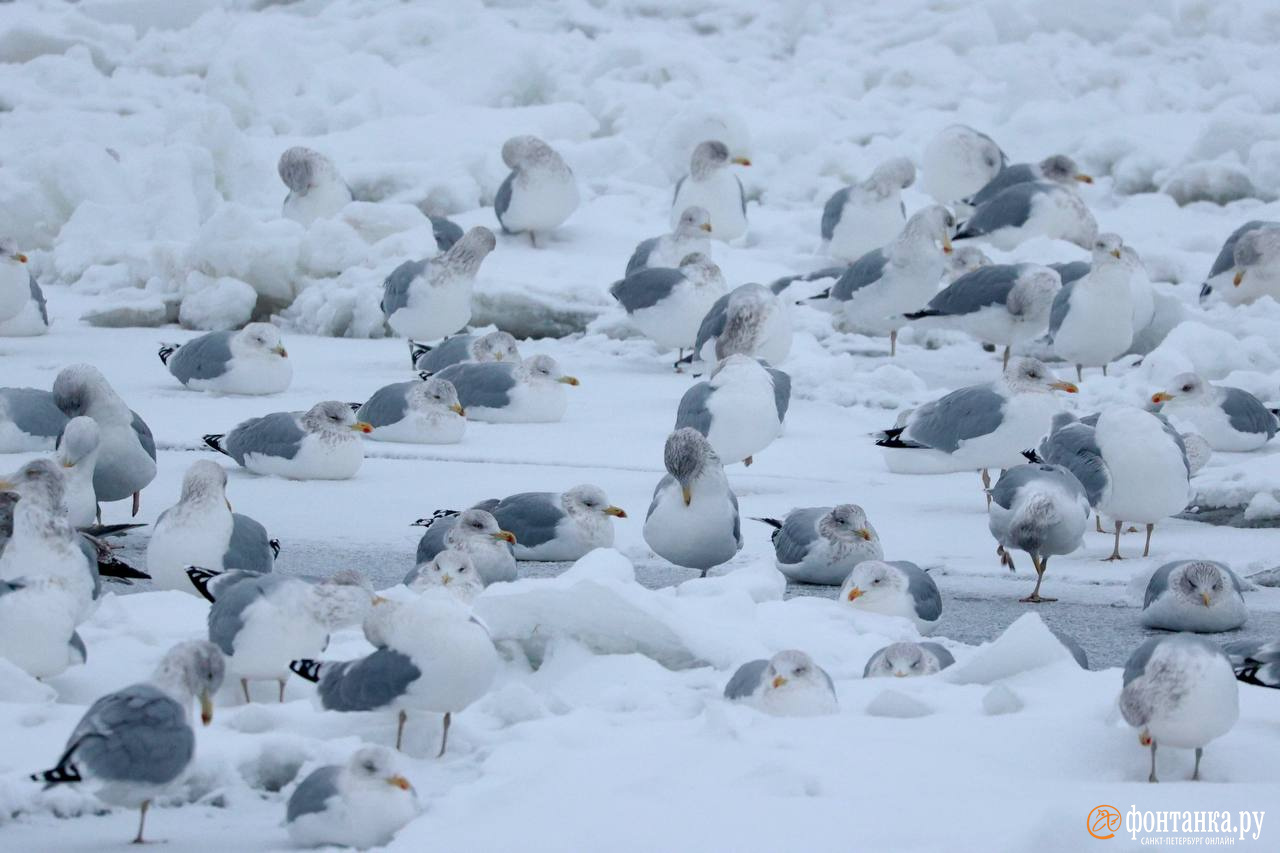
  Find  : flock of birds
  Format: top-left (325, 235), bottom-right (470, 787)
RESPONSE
top-left (1, 122), bottom-right (1279, 846)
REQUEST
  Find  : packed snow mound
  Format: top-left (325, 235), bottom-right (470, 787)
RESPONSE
top-left (943, 614), bottom-right (1083, 685)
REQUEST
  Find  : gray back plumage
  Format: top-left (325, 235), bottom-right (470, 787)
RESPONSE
top-left (76, 536), bottom-right (104, 599)
top-left (356, 382), bottom-right (414, 428)
top-left (63, 684), bottom-right (193, 785)
top-left (225, 513), bottom-right (274, 574)
top-left (491, 493), bottom-right (565, 550)
top-left (1220, 387), bottom-right (1278, 438)
top-left (286, 764), bottom-right (342, 823)
top-left (414, 515), bottom-right (456, 564)
top-left (1037, 420), bottom-right (1108, 507)
top-left (381, 258), bottom-right (428, 318)
top-left (610, 267), bottom-right (686, 313)
top-left (1048, 260), bottom-right (1090, 286)
top-left (830, 249), bottom-right (889, 302)
top-left (964, 163), bottom-right (1036, 207)
top-left (820, 186), bottom-right (852, 241)
top-left (208, 574), bottom-right (289, 655)
top-left (959, 181), bottom-right (1041, 237)
top-left (28, 275), bottom-right (48, 326)
top-left (723, 658), bottom-right (768, 699)
top-left (894, 561), bottom-right (942, 622)
top-left (673, 382), bottom-right (714, 436)
top-left (772, 508), bottom-right (825, 564)
top-left (430, 216), bottom-right (464, 252)
top-left (494, 172), bottom-right (515, 231)
top-left (920, 642), bottom-right (955, 668)
top-left (1209, 220), bottom-right (1274, 278)
top-left (1046, 279), bottom-right (1076, 338)
top-left (414, 335), bottom-right (473, 373)
top-left (128, 411), bottom-right (156, 462)
top-left (0, 388), bottom-right (68, 439)
top-left (225, 412), bottom-right (305, 465)
top-left (624, 237), bottom-right (659, 276)
top-left (434, 362), bottom-right (516, 411)
top-left (317, 648), bottom-right (422, 712)
top-left (989, 463), bottom-right (1085, 511)
top-left (693, 292), bottom-right (730, 354)
top-left (923, 265), bottom-right (1020, 316)
top-left (906, 385), bottom-right (1006, 453)
top-left (767, 366), bottom-right (791, 422)
top-left (166, 332), bottom-right (234, 384)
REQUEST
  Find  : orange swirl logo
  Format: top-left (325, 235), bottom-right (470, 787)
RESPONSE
top-left (1089, 805), bottom-right (1123, 840)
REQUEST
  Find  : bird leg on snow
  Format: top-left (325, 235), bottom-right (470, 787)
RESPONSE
top-left (980, 468), bottom-right (992, 507)
top-left (133, 800), bottom-right (151, 844)
top-left (437, 711), bottom-right (452, 758)
top-left (1002, 346), bottom-right (1010, 370)
top-left (396, 710), bottom-right (407, 751)
top-left (1105, 520), bottom-right (1124, 561)
top-left (1076, 364), bottom-right (1083, 383)
top-left (889, 329), bottom-right (898, 357)
top-left (743, 456), bottom-right (753, 466)
top-left (132, 491), bottom-right (141, 517)
top-left (1019, 555), bottom-right (1057, 603)
top-left (1143, 523), bottom-right (1154, 557)
top-left (1148, 739), bottom-right (1159, 784)
top-left (241, 678), bottom-right (251, 704)
top-left (278, 678), bottom-right (287, 703)
top-left (1192, 746), bottom-right (1203, 781)
top-left (997, 544), bottom-right (1015, 571)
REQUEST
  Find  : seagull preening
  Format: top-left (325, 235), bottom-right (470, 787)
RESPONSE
top-left (381, 226), bottom-right (497, 341)
top-left (921, 124), bottom-right (1007, 205)
top-left (987, 463), bottom-right (1090, 602)
top-left (674, 354), bottom-right (790, 466)
top-left (821, 156), bottom-right (915, 262)
top-left (724, 650), bottom-right (838, 716)
top-left (279, 146), bottom-right (352, 226)
top-left (672, 140), bottom-right (750, 242)
top-left (158, 323), bottom-right (291, 395)
top-left (0, 386), bottom-right (68, 452)
top-left (495, 135), bottom-right (579, 246)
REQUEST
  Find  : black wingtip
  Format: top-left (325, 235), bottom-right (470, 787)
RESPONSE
top-left (903, 310), bottom-right (939, 321)
top-left (750, 516), bottom-right (783, 530)
top-left (269, 539), bottom-right (281, 560)
top-left (953, 223), bottom-right (974, 241)
top-left (97, 556), bottom-right (150, 581)
top-left (416, 370), bottom-right (434, 381)
top-left (1021, 449), bottom-right (1042, 463)
top-left (810, 288), bottom-right (831, 301)
top-left (185, 566), bottom-right (220, 603)
top-left (412, 508), bottom-right (458, 528)
top-left (289, 659), bottom-right (322, 683)
top-left (202, 434), bottom-right (229, 456)
top-left (82, 522), bottom-right (146, 538)
top-left (346, 402), bottom-right (363, 413)
top-left (157, 344), bottom-right (177, 366)
top-left (408, 340), bottom-right (432, 367)
top-left (874, 428), bottom-right (926, 449)
top-left (32, 762), bottom-right (81, 788)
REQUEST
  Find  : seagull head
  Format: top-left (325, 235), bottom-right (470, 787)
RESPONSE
top-left (235, 322), bottom-right (287, 358)
top-left (664, 428), bottom-right (716, 505)
top-left (1040, 154), bottom-right (1091, 185)
top-left (564, 484), bottom-right (626, 521)
top-left (154, 640), bottom-right (225, 726)
top-left (1176, 560), bottom-right (1230, 609)
top-left (1091, 232), bottom-right (1125, 263)
top-left (57, 416), bottom-right (100, 469)
top-left (472, 330), bottom-right (521, 364)
top-left (410, 549), bottom-right (484, 603)
top-left (522, 354), bottom-right (578, 387)
top-left (1004, 357), bottom-right (1077, 394)
top-left (675, 206), bottom-right (713, 236)
top-left (347, 745), bottom-right (414, 794)
top-left (0, 238), bottom-right (27, 266)
top-left (865, 642), bottom-right (937, 678)
top-left (1151, 372), bottom-right (1207, 407)
top-left (822, 504), bottom-right (876, 546)
top-left (764, 650), bottom-right (825, 693)
top-left (411, 376), bottom-right (465, 417)
top-left (304, 400), bottom-right (372, 435)
top-left (839, 559), bottom-right (905, 609)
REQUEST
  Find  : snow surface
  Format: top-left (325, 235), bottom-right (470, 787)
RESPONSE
top-left (3, 0), bottom-right (1280, 850)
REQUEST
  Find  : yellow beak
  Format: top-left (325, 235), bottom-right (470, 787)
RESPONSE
top-left (681, 485), bottom-right (691, 506)
top-left (1111, 249), bottom-right (1122, 259)
top-left (372, 595), bottom-right (388, 605)
top-left (1139, 730), bottom-right (1152, 746)
top-left (15, 253), bottom-right (27, 263)
top-left (62, 460), bottom-right (75, 469)
top-left (846, 586), bottom-right (863, 601)
top-left (942, 236), bottom-right (954, 254)
top-left (771, 675), bottom-right (786, 689)
top-left (856, 528), bottom-right (872, 541)
top-left (558, 376), bottom-right (580, 386)
top-left (494, 353), bottom-right (504, 361)
top-left (0, 479), bottom-right (13, 490)
top-left (604, 505), bottom-right (627, 518)
top-left (1074, 174), bottom-right (1094, 184)
top-left (893, 671), bottom-right (907, 678)
top-left (731, 156), bottom-right (751, 166)
top-left (352, 421), bottom-right (374, 434)
top-left (1050, 381), bottom-right (1079, 393)
top-left (387, 775), bottom-right (413, 791)
top-left (700, 223), bottom-right (713, 232)
top-left (272, 346), bottom-right (288, 357)
top-left (441, 575), bottom-right (452, 585)
top-left (1151, 391), bottom-right (1174, 404)
top-left (1233, 269), bottom-right (1245, 286)
top-left (451, 403), bottom-right (466, 416)
top-left (494, 530), bottom-right (517, 544)
top-left (1201, 592), bottom-right (1211, 607)
top-left (200, 691), bottom-right (214, 726)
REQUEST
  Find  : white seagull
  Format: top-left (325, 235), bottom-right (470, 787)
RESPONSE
top-left (863, 641), bottom-right (955, 677)
top-left (671, 140), bottom-right (750, 242)
top-left (987, 462), bottom-right (1091, 602)
top-left (158, 323), bottom-right (291, 395)
top-left (1140, 560), bottom-right (1248, 633)
top-left (381, 226), bottom-right (497, 341)
top-left (355, 377), bottom-right (466, 445)
top-left (839, 560), bottom-right (942, 634)
top-left (724, 650), bottom-right (838, 716)
top-left (1048, 233), bottom-right (1134, 381)
top-left (754, 504), bottom-right (882, 585)
top-left (285, 746), bottom-right (418, 849)
top-left (204, 401), bottom-right (373, 480)
top-left (625, 206), bottom-right (713, 275)
top-left (674, 354), bottom-right (790, 466)
top-left (920, 124), bottom-right (1006, 204)
top-left (611, 252), bottom-right (728, 364)
top-left (689, 281), bottom-right (792, 367)
top-left (433, 354), bottom-right (578, 424)
top-left (821, 157), bottom-right (916, 262)
top-left (1150, 373), bottom-right (1277, 452)
top-left (643, 428), bottom-right (742, 576)
top-left (494, 135), bottom-right (579, 246)
top-left (279, 146), bottom-right (352, 226)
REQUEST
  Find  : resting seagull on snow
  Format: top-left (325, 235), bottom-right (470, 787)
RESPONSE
top-left (954, 181), bottom-right (1097, 250)
top-left (204, 400), bottom-right (373, 480)
top-left (611, 252), bottom-right (727, 366)
top-left (279, 146), bottom-right (352, 226)
top-left (724, 650), bottom-right (837, 716)
top-left (433, 354), bottom-right (578, 423)
top-left (689, 281), bottom-right (792, 368)
top-left (821, 157), bottom-right (916, 262)
top-left (672, 140), bottom-right (750, 241)
top-left (643, 428), bottom-right (741, 576)
top-left (626, 206), bottom-right (713, 275)
top-left (158, 323), bottom-right (291, 395)
top-left (381, 226), bottom-right (496, 341)
top-left (494, 135), bottom-right (579, 246)
top-left (839, 560), bottom-right (942, 634)
top-left (1140, 560), bottom-right (1247, 633)
top-left (1199, 220), bottom-right (1280, 306)
top-left (354, 377), bottom-right (466, 444)
top-left (987, 462), bottom-right (1090, 602)
top-left (1150, 373), bottom-right (1277, 452)
top-left (410, 508), bottom-right (516, 585)
top-left (863, 641), bottom-right (955, 678)
top-left (961, 154), bottom-right (1092, 209)
top-left (403, 550), bottom-right (484, 605)
top-left (285, 746), bottom-right (418, 849)
top-left (410, 330), bottom-right (521, 375)
top-left (921, 124), bottom-right (1006, 204)
top-left (754, 504), bottom-right (881, 585)
top-left (0, 387), bottom-right (67, 452)
top-left (674, 354), bottom-right (789, 466)
top-left (473, 485), bottom-right (626, 562)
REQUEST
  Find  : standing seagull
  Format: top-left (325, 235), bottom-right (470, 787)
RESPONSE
top-left (0, 387), bottom-right (68, 452)
top-left (411, 508), bottom-right (517, 585)
top-left (433, 354), bottom-right (578, 424)
top-left (754, 504), bottom-right (882, 585)
top-left (1150, 373), bottom-right (1277, 451)
top-left (204, 401), bottom-right (373, 480)
top-left (1120, 634), bottom-right (1238, 783)
top-left (279, 146), bottom-right (352, 226)
top-left (625, 206), bottom-right (713, 275)
top-left (1199, 220), bottom-right (1280, 306)
top-left (954, 182), bottom-right (1098, 250)
top-left (611, 253), bottom-right (728, 365)
top-left (355, 377), bottom-right (466, 445)
top-left (1048, 234), bottom-right (1133, 380)
top-left (643, 428), bottom-right (742, 576)
top-left (987, 463), bottom-right (1091, 602)
top-left (724, 650), bottom-right (838, 716)
top-left (494, 136), bottom-right (579, 246)
top-left (839, 560), bottom-right (942, 634)
top-left (57, 416), bottom-right (101, 530)
top-left (690, 282), bottom-right (793, 368)
top-left (158, 323), bottom-right (291, 395)
top-left (1140, 560), bottom-right (1247, 633)
top-left (381, 226), bottom-right (497, 341)
top-left (147, 461), bottom-right (276, 592)
top-left (410, 330), bottom-right (521, 374)
top-left (822, 157), bottom-right (916, 262)
top-left (30, 641), bottom-right (225, 844)
top-left (285, 747), bottom-right (418, 849)
top-left (671, 141), bottom-right (750, 242)
top-left (921, 124), bottom-right (1006, 204)
top-left (0, 238), bottom-right (30, 323)
top-left (53, 365), bottom-right (156, 516)
top-left (961, 154), bottom-right (1092, 209)
top-left (675, 354), bottom-right (789, 466)
top-left (477, 485), bottom-right (626, 561)
top-left (826, 205), bottom-right (955, 356)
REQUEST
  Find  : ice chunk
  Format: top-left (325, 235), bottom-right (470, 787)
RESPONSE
top-left (179, 274), bottom-right (257, 330)
top-left (865, 689), bottom-right (932, 718)
top-left (943, 614), bottom-right (1079, 684)
top-left (1161, 162), bottom-right (1258, 206)
top-left (981, 684), bottom-right (1024, 716)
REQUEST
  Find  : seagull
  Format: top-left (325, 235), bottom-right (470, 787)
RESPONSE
top-left (1140, 560), bottom-right (1248, 633)
top-left (954, 181), bottom-right (1098, 250)
top-left (825, 205), bottom-right (955, 356)
top-left (285, 746), bottom-right (418, 849)
top-left (1199, 220), bottom-right (1280, 306)
top-left (821, 157), bottom-right (916, 262)
top-left (410, 508), bottom-right (516, 585)
top-left (279, 146), bottom-right (352, 226)
top-left (1150, 373), bottom-right (1277, 451)
top-left (381, 226), bottom-right (496, 341)
top-left (1120, 634), bottom-right (1239, 783)
top-left (494, 135), bottom-right (579, 246)
top-left (904, 263), bottom-right (1062, 368)
top-left (354, 377), bottom-right (466, 444)
top-left (0, 238), bottom-right (30, 323)
top-left (724, 650), bottom-right (837, 716)
top-left (403, 550), bottom-right (484, 605)
top-left (0, 574), bottom-right (84, 679)
top-left (874, 357), bottom-right (1077, 491)
top-left (689, 281), bottom-right (792, 367)
top-left (291, 594), bottom-right (498, 756)
top-left (944, 245), bottom-right (993, 280)
top-left (839, 560), bottom-right (942, 634)
top-left (433, 354), bottom-right (578, 423)
top-left (987, 463), bottom-right (1090, 602)
top-left (53, 365), bottom-right (156, 516)
top-left (198, 567), bottom-right (375, 702)
top-left (30, 640), bottom-right (225, 844)
top-left (1047, 234), bottom-right (1133, 380)
top-left (57, 416), bottom-right (101, 530)
top-left (753, 504), bottom-right (882, 585)
top-left (0, 263), bottom-right (48, 337)
top-left (921, 124), bottom-right (1006, 204)
top-left (203, 400), bottom-right (373, 480)
top-left (671, 140), bottom-right (750, 241)
top-left (410, 330), bottom-right (521, 375)
top-left (611, 253), bottom-right (728, 365)
top-left (674, 354), bottom-right (789, 466)
top-left (961, 154), bottom-right (1092, 209)
top-left (625, 206), bottom-right (713, 275)
top-left (863, 641), bottom-right (955, 677)
top-left (147, 461), bottom-right (276, 593)
top-left (1222, 640), bottom-right (1280, 689)
top-left (643, 428), bottom-right (741, 576)
top-left (158, 323), bottom-right (291, 395)
top-left (0, 387), bottom-right (67, 452)
top-left (473, 485), bottom-right (626, 561)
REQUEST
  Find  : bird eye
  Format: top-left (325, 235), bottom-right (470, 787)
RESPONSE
top-left (873, 578), bottom-right (880, 584)
top-left (362, 761), bottom-right (377, 772)
top-left (795, 666), bottom-right (808, 675)
top-left (911, 661), bottom-right (920, 668)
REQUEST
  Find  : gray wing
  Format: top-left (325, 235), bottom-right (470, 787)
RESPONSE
top-left (1220, 387), bottom-right (1277, 439)
top-left (957, 182), bottom-right (1041, 238)
top-left (381, 259), bottom-right (427, 318)
top-left (225, 412), bottom-right (305, 465)
top-left (286, 765), bottom-right (342, 823)
top-left (494, 172), bottom-right (515, 232)
top-left (625, 237), bottom-right (660, 276)
top-left (862, 648), bottom-right (888, 677)
top-left (821, 186), bottom-right (851, 241)
top-left (645, 474), bottom-right (675, 522)
top-left (989, 464), bottom-right (1085, 511)
top-left (921, 265), bottom-right (1019, 316)
top-left (492, 492), bottom-right (566, 550)
top-left (356, 381), bottom-right (414, 428)
top-left (0, 388), bottom-right (68, 439)
top-left (224, 513), bottom-right (274, 574)
top-left (610, 267), bottom-right (685, 313)
top-left (1048, 626), bottom-right (1089, 669)
top-left (920, 642), bottom-right (955, 669)
top-left (1037, 421), bottom-right (1108, 507)
top-left (434, 363), bottom-right (516, 411)
top-left (1046, 280), bottom-right (1076, 338)
top-left (731, 490), bottom-right (741, 547)
top-left (28, 275), bottom-right (48, 326)
top-left (736, 175), bottom-right (747, 216)
top-left (414, 335), bottom-right (474, 373)
top-left (673, 382), bottom-right (714, 436)
top-left (1152, 413), bottom-right (1190, 476)
top-left (904, 385), bottom-right (1006, 453)
top-left (830, 249), bottom-right (889, 301)
top-left (1122, 637), bottom-right (1163, 686)
top-left (166, 332), bottom-right (235, 384)
top-left (723, 658), bottom-right (768, 699)
top-left (1048, 261), bottom-right (1090, 286)
top-left (130, 411), bottom-right (156, 461)
top-left (767, 366), bottom-right (791, 421)
top-left (317, 648), bottom-right (422, 712)
top-left (75, 536), bottom-right (104, 599)
top-left (1209, 221), bottom-right (1272, 278)
top-left (773, 508), bottom-right (825, 564)
top-left (964, 163), bottom-right (1036, 207)
top-left (894, 561), bottom-right (942, 622)
top-left (64, 684), bottom-right (193, 785)
top-left (672, 175), bottom-right (686, 206)
top-left (414, 515), bottom-right (457, 564)
top-left (693, 291), bottom-right (731, 354)
top-left (429, 216), bottom-right (464, 252)
top-left (1142, 562), bottom-right (1180, 609)
top-left (208, 574), bottom-right (286, 655)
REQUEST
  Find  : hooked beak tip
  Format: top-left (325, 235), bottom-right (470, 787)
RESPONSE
top-left (846, 587), bottom-right (863, 601)
top-left (1075, 174), bottom-right (1093, 184)
top-left (1233, 270), bottom-right (1245, 286)
top-left (353, 422), bottom-right (374, 434)
top-left (451, 403), bottom-right (466, 416)
top-left (388, 775), bottom-right (413, 791)
top-left (15, 253), bottom-right (28, 263)
top-left (771, 676), bottom-right (786, 689)
top-left (700, 223), bottom-right (713, 232)
top-left (732, 157), bottom-right (751, 166)
top-left (558, 376), bottom-right (580, 386)
top-left (495, 530), bottom-right (517, 544)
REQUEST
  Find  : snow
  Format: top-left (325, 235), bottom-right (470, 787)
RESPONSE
top-left (3, 0), bottom-right (1280, 850)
